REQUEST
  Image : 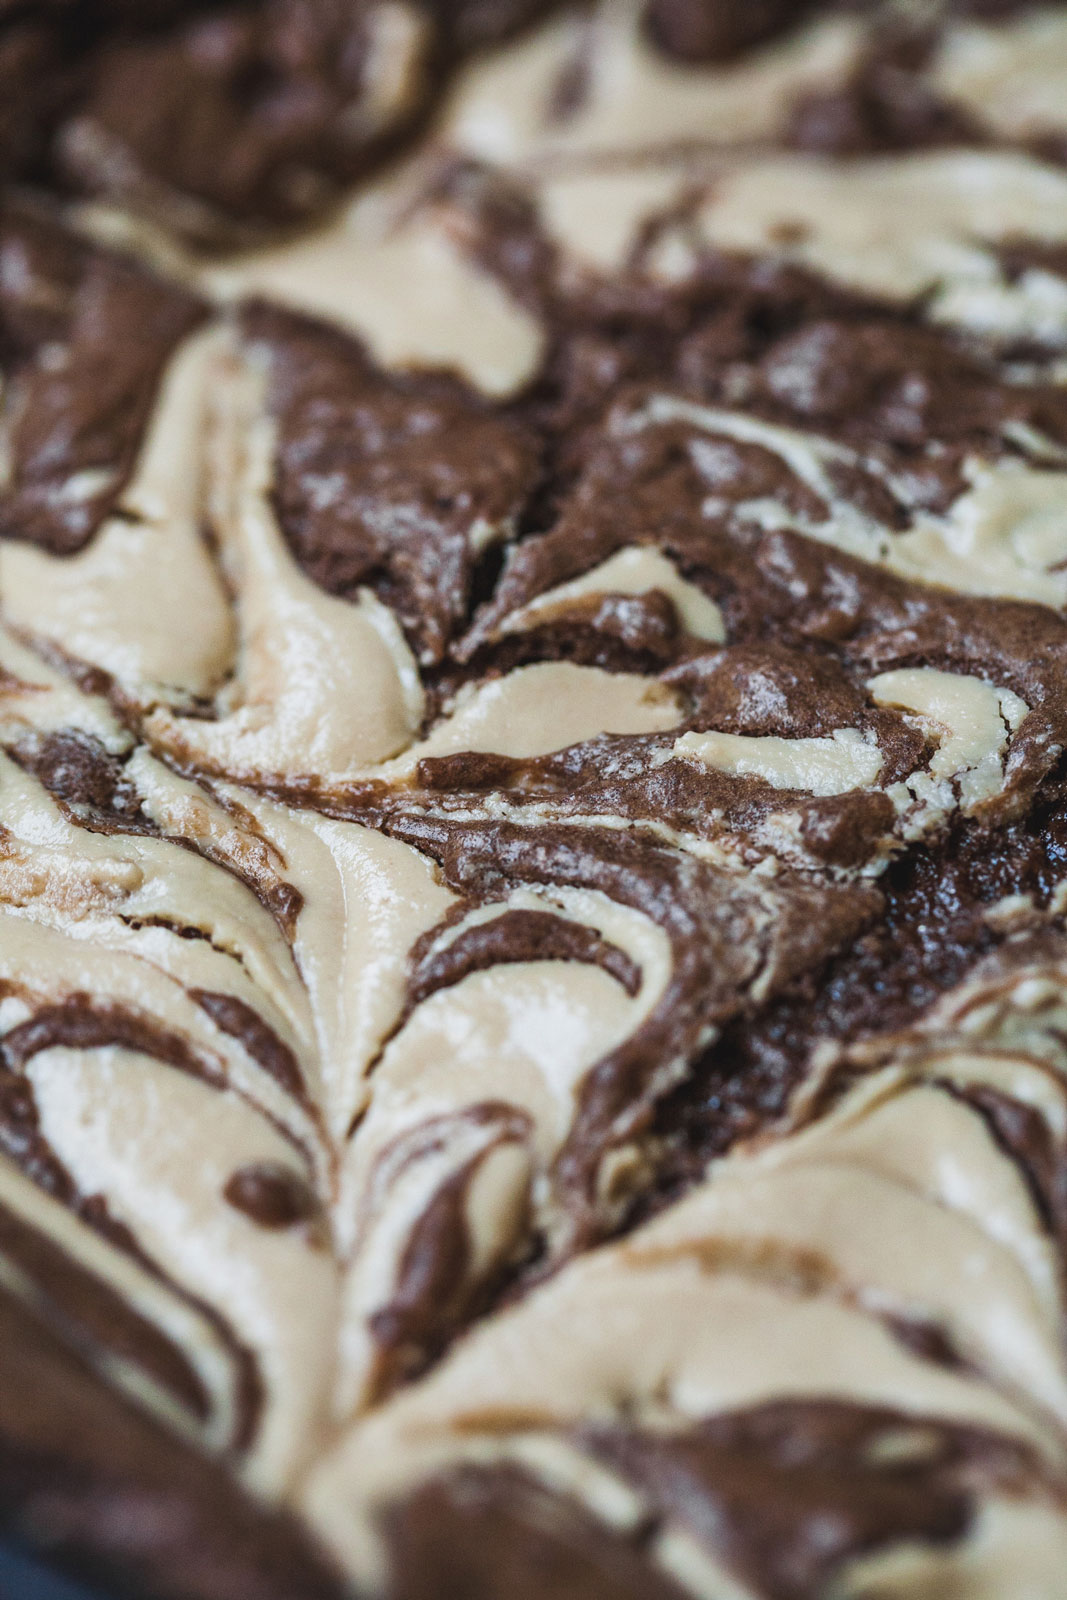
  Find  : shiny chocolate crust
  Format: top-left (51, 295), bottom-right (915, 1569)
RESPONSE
top-left (4, 2), bottom-right (1067, 1598)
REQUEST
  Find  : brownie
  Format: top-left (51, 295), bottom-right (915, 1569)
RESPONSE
top-left (2, 1), bottom-right (1067, 1596)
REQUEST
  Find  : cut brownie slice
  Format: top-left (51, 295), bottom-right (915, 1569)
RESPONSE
top-left (2, 2), bottom-right (1067, 1597)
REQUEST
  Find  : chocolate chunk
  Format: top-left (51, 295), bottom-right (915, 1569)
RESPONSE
top-left (224, 1162), bottom-right (320, 1228)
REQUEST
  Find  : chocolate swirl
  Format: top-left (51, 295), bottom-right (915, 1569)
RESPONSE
top-left (2, 2), bottom-right (1067, 1596)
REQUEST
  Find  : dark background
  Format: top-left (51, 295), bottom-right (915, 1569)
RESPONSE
top-left (0, 1546), bottom-right (107, 1600)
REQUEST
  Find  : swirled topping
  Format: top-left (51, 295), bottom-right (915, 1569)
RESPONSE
top-left (3, 3), bottom-right (1067, 1598)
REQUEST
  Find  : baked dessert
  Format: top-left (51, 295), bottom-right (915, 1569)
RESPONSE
top-left (3, 0), bottom-right (1067, 1595)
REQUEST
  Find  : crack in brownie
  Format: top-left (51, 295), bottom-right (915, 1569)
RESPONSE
top-left (3, 0), bottom-right (1067, 1596)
